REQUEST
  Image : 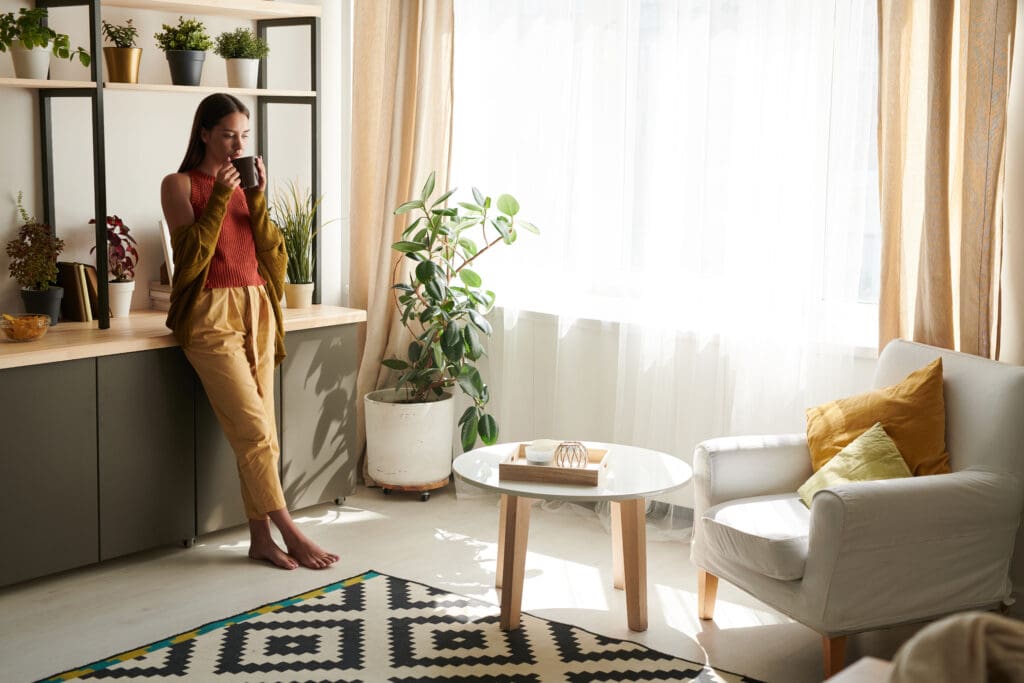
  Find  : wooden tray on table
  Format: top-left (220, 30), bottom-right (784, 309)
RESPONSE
top-left (498, 444), bottom-right (608, 486)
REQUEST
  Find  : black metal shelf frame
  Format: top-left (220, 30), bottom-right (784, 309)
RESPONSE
top-left (38, 0), bottom-right (109, 328)
top-left (27, 3), bottom-right (322, 328)
top-left (256, 16), bottom-right (321, 304)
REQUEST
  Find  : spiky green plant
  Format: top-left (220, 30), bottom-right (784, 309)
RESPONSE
top-left (270, 180), bottom-right (329, 285)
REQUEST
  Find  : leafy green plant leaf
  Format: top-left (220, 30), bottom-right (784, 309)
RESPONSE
top-left (392, 240), bottom-right (423, 253)
top-left (394, 199), bottom-right (425, 215)
top-left (478, 414), bottom-right (498, 445)
top-left (497, 194), bottom-right (519, 216)
top-left (420, 171), bottom-right (436, 201)
top-left (459, 269), bottom-right (482, 287)
top-left (461, 412), bottom-right (480, 451)
top-left (382, 358), bottom-right (408, 370)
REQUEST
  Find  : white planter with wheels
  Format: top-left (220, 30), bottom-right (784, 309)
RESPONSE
top-left (365, 388), bottom-right (454, 493)
top-left (11, 41), bottom-right (51, 80)
top-left (108, 280), bottom-right (135, 317)
top-left (225, 58), bottom-right (259, 89)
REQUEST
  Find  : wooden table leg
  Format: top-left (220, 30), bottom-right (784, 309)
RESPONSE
top-left (499, 494), bottom-right (532, 630)
top-left (611, 500), bottom-right (624, 590)
top-left (496, 494), bottom-right (508, 588)
top-left (617, 498), bottom-right (647, 632)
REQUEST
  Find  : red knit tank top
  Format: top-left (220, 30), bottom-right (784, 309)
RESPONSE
top-left (188, 169), bottom-right (265, 289)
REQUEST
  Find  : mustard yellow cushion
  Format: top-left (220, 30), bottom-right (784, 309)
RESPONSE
top-left (798, 422), bottom-right (912, 507)
top-left (805, 357), bottom-right (950, 475)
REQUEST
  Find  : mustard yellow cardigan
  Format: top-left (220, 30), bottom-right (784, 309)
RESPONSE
top-left (165, 182), bottom-right (288, 366)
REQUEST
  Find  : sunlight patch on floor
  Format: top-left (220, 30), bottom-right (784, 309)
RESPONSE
top-left (655, 582), bottom-right (789, 634)
top-left (522, 554), bottom-right (609, 612)
top-left (293, 507), bottom-right (387, 525)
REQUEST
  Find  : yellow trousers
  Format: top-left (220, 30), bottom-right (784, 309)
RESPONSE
top-left (184, 286), bottom-right (286, 520)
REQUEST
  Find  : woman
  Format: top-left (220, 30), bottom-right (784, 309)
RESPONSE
top-left (160, 93), bottom-right (338, 570)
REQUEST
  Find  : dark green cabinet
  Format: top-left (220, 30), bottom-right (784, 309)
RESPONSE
top-left (281, 324), bottom-right (360, 509)
top-left (97, 348), bottom-right (195, 560)
top-left (0, 322), bottom-right (359, 587)
top-left (0, 359), bottom-right (98, 586)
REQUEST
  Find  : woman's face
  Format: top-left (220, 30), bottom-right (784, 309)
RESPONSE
top-left (201, 112), bottom-right (250, 164)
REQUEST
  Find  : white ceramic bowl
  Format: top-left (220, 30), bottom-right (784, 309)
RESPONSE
top-left (525, 439), bottom-right (559, 464)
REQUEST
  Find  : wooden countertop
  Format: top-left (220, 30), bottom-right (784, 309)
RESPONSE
top-left (0, 306), bottom-right (366, 370)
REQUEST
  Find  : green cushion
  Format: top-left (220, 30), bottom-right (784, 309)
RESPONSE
top-left (798, 422), bottom-right (912, 507)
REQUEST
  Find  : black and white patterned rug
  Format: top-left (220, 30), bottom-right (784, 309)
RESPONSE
top-left (41, 570), bottom-right (762, 682)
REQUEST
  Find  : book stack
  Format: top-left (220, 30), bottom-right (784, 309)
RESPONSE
top-left (56, 261), bottom-right (100, 322)
top-left (149, 281), bottom-right (171, 311)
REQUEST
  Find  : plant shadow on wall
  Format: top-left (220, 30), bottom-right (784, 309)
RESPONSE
top-left (280, 333), bottom-right (357, 505)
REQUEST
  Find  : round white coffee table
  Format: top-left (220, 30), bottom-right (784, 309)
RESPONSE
top-left (453, 441), bottom-right (692, 632)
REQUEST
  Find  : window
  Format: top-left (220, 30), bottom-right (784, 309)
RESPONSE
top-left (452, 0), bottom-right (880, 347)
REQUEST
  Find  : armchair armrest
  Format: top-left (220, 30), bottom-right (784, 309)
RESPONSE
top-left (693, 434), bottom-right (813, 512)
top-left (802, 470), bottom-right (1023, 634)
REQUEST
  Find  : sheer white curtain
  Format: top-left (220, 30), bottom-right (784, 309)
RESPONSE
top-left (451, 0), bottom-right (881, 515)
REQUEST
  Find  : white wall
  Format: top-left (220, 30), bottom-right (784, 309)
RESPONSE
top-left (0, 0), bottom-right (350, 314)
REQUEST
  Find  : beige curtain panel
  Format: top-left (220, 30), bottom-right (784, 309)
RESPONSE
top-left (349, 0), bottom-right (454, 482)
top-left (878, 0), bottom-right (1017, 357)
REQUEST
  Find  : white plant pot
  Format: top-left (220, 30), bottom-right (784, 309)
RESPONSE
top-left (11, 41), bottom-right (51, 80)
top-left (108, 280), bottom-right (135, 318)
top-left (283, 282), bottom-right (315, 308)
top-left (365, 388), bottom-right (454, 488)
top-left (225, 58), bottom-right (259, 89)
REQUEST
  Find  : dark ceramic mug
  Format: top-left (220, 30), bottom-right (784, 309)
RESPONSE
top-left (231, 155), bottom-right (259, 190)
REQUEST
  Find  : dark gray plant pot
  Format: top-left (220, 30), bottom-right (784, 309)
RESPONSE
top-left (165, 50), bottom-right (206, 86)
top-left (21, 287), bottom-right (64, 326)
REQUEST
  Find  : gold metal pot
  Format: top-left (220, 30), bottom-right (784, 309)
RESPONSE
top-left (103, 47), bottom-right (142, 84)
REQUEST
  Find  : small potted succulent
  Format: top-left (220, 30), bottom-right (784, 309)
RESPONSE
top-left (214, 27), bottom-right (269, 89)
top-left (0, 7), bottom-right (90, 80)
top-left (153, 16), bottom-right (212, 87)
top-left (90, 215), bottom-right (138, 317)
top-left (5, 192), bottom-right (66, 323)
top-left (270, 180), bottom-right (329, 308)
top-left (101, 18), bottom-right (141, 84)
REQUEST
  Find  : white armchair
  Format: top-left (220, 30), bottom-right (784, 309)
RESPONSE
top-left (690, 340), bottom-right (1024, 677)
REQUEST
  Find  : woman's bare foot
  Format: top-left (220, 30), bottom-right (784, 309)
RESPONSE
top-left (267, 508), bottom-right (339, 570)
top-left (248, 518), bottom-right (298, 570)
top-left (285, 534), bottom-right (340, 570)
top-left (248, 538), bottom-right (298, 570)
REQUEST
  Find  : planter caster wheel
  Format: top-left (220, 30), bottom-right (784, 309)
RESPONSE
top-left (182, 537), bottom-right (196, 548)
top-left (334, 497), bottom-right (346, 506)
top-left (382, 488), bottom-right (392, 496)
top-left (420, 492), bottom-right (430, 502)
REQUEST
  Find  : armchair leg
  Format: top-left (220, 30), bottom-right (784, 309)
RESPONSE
top-left (697, 569), bottom-right (719, 620)
top-left (822, 635), bottom-right (847, 678)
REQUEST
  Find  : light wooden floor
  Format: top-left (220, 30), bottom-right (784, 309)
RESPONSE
top-left (0, 485), bottom-right (919, 682)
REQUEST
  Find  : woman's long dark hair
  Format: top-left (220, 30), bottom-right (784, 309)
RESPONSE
top-left (177, 93), bottom-right (250, 173)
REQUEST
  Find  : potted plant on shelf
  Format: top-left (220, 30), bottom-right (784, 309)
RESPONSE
top-left (214, 27), bottom-right (269, 90)
top-left (270, 180), bottom-right (329, 309)
top-left (90, 214), bottom-right (138, 317)
top-left (5, 192), bottom-right (66, 324)
top-left (0, 7), bottom-right (90, 80)
top-left (101, 18), bottom-right (141, 84)
top-left (153, 16), bottom-right (212, 87)
top-left (364, 172), bottom-right (539, 499)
